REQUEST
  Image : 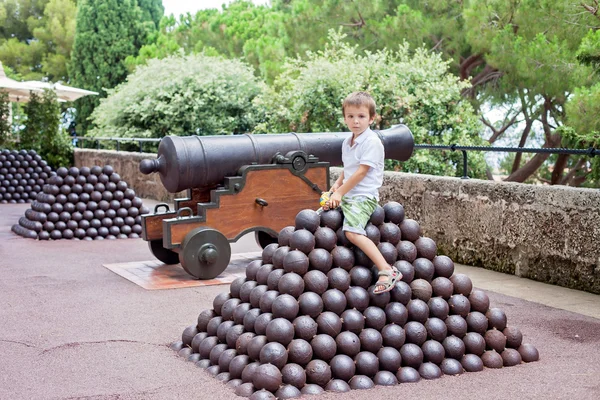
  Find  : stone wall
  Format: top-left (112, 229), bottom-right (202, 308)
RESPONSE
top-left (75, 149), bottom-right (600, 294)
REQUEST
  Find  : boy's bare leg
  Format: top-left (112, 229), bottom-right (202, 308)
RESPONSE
top-left (345, 231), bottom-right (399, 292)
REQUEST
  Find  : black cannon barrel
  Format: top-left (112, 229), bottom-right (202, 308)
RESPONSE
top-left (140, 125), bottom-right (414, 193)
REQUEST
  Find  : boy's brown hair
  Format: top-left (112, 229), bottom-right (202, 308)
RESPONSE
top-left (342, 91), bottom-right (377, 118)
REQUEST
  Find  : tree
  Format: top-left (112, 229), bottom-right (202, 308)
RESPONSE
top-left (0, 91), bottom-right (11, 147)
top-left (137, 0), bottom-right (164, 29)
top-left (69, 0), bottom-right (147, 134)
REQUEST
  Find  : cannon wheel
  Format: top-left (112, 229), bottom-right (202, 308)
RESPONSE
top-left (179, 227), bottom-right (231, 279)
top-left (148, 239), bottom-right (180, 265)
top-left (255, 231), bottom-right (278, 249)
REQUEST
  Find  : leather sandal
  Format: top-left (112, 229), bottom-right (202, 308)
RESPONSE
top-left (373, 267), bottom-right (401, 294)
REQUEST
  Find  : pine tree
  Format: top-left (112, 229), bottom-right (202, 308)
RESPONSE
top-left (137, 0), bottom-right (164, 29)
top-left (69, 0), bottom-right (147, 134)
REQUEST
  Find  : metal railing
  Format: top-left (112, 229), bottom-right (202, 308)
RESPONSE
top-left (73, 136), bottom-right (598, 179)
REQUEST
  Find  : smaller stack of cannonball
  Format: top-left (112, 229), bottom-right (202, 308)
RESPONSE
top-left (0, 149), bottom-right (54, 204)
top-left (11, 165), bottom-right (150, 240)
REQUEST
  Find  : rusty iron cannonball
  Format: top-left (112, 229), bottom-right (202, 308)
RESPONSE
top-left (301, 384), bottom-right (325, 395)
top-left (177, 347), bottom-right (193, 359)
top-left (461, 354), bottom-right (484, 372)
top-left (226, 325), bottom-right (246, 349)
top-left (219, 348), bottom-right (238, 372)
top-left (431, 277), bottom-right (454, 299)
top-left (261, 243), bottom-right (278, 265)
top-left (518, 343), bottom-right (539, 362)
top-left (320, 208), bottom-right (343, 231)
top-left (397, 366), bottom-right (420, 383)
top-left (466, 311), bottom-right (489, 335)
top-left (463, 332), bottom-right (486, 356)
top-left (259, 341), bottom-right (288, 369)
top-left (419, 362), bottom-right (442, 380)
top-left (241, 361), bottom-right (261, 384)
top-left (390, 280), bottom-right (412, 304)
top-left (485, 329), bottom-right (507, 353)
top-left (331, 246), bottom-right (355, 271)
top-left (316, 311), bottom-right (342, 337)
top-left (295, 209), bottom-right (321, 233)
top-left (278, 226), bottom-right (295, 247)
top-left (278, 272), bottom-right (305, 298)
top-left (407, 299), bottom-right (429, 324)
top-left (363, 306), bottom-right (387, 330)
top-left (369, 204), bottom-right (385, 226)
top-left (303, 270), bottom-right (328, 295)
top-left (289, 229), bottom-right (315, 255)
top-left (486, 308), bottom-right (508, 331)
top-left (181, 325), bottom-right (199, 347)
top-left (292, 315), bottom-right (318, 342)
top-left (382, 323), bottom-right (406, 348)
top-left (221, 298), bottom-right (242, 321)
top-left (448, 294), bottom-right (471, 318)
top-left (187, 353), bottom-right (201, 363)
top-left (249, 389), bottom-right (275, 400)
top-left (250, 286), bottom-right (269, 309)
top-left (209, 343), bottom-right (228, 366)
top-left (283, 250), bottom-right (309, 275)
top-left (236, 332), bottom-right (256, 355)
top-left (396, 240), bottom-right (418, 263)
top-left (413, 258), bottom-right (435, 282)
top-left (450, 274), bottom-right (473, 296)
top-left (310, 334), bottom-right (337, 362)
top-left (307, 248), bottom-right (332, 273)
top-left (246, 260), bottom-right (263, 281)
top-left (432, 255), bottom-right (454, 279)
top-left (443, 335), bottom-right (466, 360)
top-left (271, 294), bottom-right (299, 320)
top-left (348, 375), bottom-right (375, 390)
top-left (405, 321), bottom-right (428, 346)
top-left (335, 331), bottom-right (361, 357)
top-left (383, 201), bottom-right (405, 224)
top-left (377, 242), bottom-right (398, 265)
top-left (247, 336), bottom-right (268, 362)
top-left (256, 264), bottom-right (275, 286)
top-left (415, 237), bottom-right (437, 260)
top-left (399, 219), bottom-right (421, 242)
top-left (235, 382), bottom-right (256, 397)
top-left (359, 328), bottom-right (383, 354)
top-left (350, 266), bottom-right (373, 289)
top-left (305, 359), bottom-right (331, 387)
top-left (378, 346), bottom-right (402, 372)
top-left (428, 297), bottom-right (450, 320)
top-left (365, 223), bottom-right (380, 245)
top-left (345, 286), bottom-right (370, 312)
top-left (384, 302), bottom-right (408, 326)
top-left (212, 292), bottom-right (232, 316)
top-left (379, 222), bottom-right (401, 245)
top-left (259, 291), bottom-right (279, 314)
top-left (410, 279), bottom-right (433, 302)
top-left (330, 354), bottom-right (356, 381)
top-left (287, 338), bottom-right (313, 366)
top-left (243, 308), bottom-right (262, 332)
top-left (216, 321), bottom-right (235, 343)
top-left (281, 363), bottom-right (306, 389)
top-left (354, 247), bottom-right (372, 268)
top-left (373, 371), bottom-right (398, 387)
top-left (341, 309), bottom-right (365, 334)
top-left (322, 288), bottom-right (347, 315)
top-left (298, 292), bottom-right (323, 318)
top-left (503, 326), bottom-right (523, 348)
top-left (253, 363), bottom-right (282, 393)
top-left (314, 226), bottom-right (337, 252)
top-left (168, 340), bottom-right (181, 351)
top-left (275, 384), bottom-right (302, 399)
top-left (254, 313), bottom-right (274, 336)
top-left (468, 289), bottom-right (490, 314)
top-left (501, 348), bottom-right (523, 366)
top-left (226, 378), bottom-right (243, 390)
top-left (421, 340), bottom-right (445, 365)
top-left (327, 268), bottom-right (351, 292)
top-left (354, 351), bottom-right (379, 377)
top-left (441, 358), bottom-right (464, 375)
top-left (482, 350), bottom-right (504, 369)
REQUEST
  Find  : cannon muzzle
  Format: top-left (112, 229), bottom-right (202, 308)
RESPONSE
top-left (141, 125), bottom-right (414, 193)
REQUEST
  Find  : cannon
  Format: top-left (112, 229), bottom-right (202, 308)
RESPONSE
top-left (139, 125), bottom-right (414, 279)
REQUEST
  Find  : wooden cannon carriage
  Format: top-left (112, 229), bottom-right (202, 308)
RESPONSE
top-left (139, 125), bottom-right (414, 279)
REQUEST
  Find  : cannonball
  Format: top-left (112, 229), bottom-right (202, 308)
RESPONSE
top-left (327, 268), bottom-right (351, 292)
top-left (469, 289), bottom-right (490, 313)
top-left (281, 363), bottom-right (306, 389)
top-left (421, 340), bottom-right (445, 365)
top-left (390, 280), bottom-right (412, 304)
top-left (246, 259), bottom-right (263, 280)
top-left (397, 240), bottom-right (418, 263)
top-left (485, 329), bottom-right (507, 353)
top-left (359, 328), bottom-right (383, 353)
top-left (379, 222), bottom-right (401, 245)
top-left (354, 351), bottom-right (379, 377)
top-left (365, 223), bottom-right (381, 245)
top-left (350, 266), bottom-right (373, 289)
top-left (424, 318), bottom-right (446, 343)
top-left (336, 227), bottom-right (353, 247)
top-left (253, 363), bottom-right (282, 393)
top-left (463, 332), bottom-right (486, 356)
top-left (226, 324), bottom-right (246, 349)
top-left (303, 270), bottom-right (328, 295)
top-left (293, 315), bottom-right (317, 342)
top-left (432, 255), bottom-right (454, 278)
top-left (267, 269), bottom-right (286, 291)
top-left (308, 248), bottom-right (332, 273)
top-left (486, 308), bottom-right (508, 331)
top-left (316, 311), bottom-right (342, 337)
top-left (311, 334), bottom-right (337, 362)
top-left (236, 332), bottom-right (256, 355)
top-left (399, 219), bottom-right (421, 242)
top-left (289, 229), bottom-right (315, 254)
top-left (295, 209), bottom-right (320, 233)
top-left (260, 342), bottom-right (288, 369)
top-left (275, 385), bottom-right (302, 399)
top-left (428, 297), bottom-right (450, 320)
top-left (501, 348), bottom-right (522, 366)
top-left (254, 313), bottom-right (274, 336)
top-left (283, 250), bottom-right (309, 275)
top-left (256, 264), bottom-right (275, 286)
top-left (266, 318), bottom-right (295, 346)
top-left (503, 326), bottom-right (523, 348)
top-left (305, 359), bottom-right (331, 387)
top-left (373, 370), bottom-right (399, 386)
top-left (407, 299), bottom-right (429, 324)
top-left (482, 350), bottom-right (503, 369)
top-left (320, 208), bottom-right (343, 231)
top-left (443, 335), bottom-right (466, 360)
top-left (279, 272), bottom-right (305, 298)
top-left (191, 332), bottom-right (208, 353)
top-left (271, 294), bottom-right (299, 320)
top-left (216, 321), bottom-right (235, 343)
top-left (326, 379), bottom-right (352, 392)
top-left (441, 358), bottom-right (464, 375)
top-left (259, 291), bottom-right (279, 314)
top-left (419, 362), bottom-right (442, 380)
top-left (396, 260), bottom-right (416, 284)
top-left (405, 321), bottom-right (428, 346)
top-left (383, 201), bottom-right (405, 224)
top-left (345, 286), bottom-right (369, 311)
top-left (195, 359), bottom-right (211, 369)
top-left (249, 390), bottom-right (276, 400)
top-left (331, 246), bottom-right (355, 271)
top-left (368, 205), bottom-right (385, 226)
top-left (287, 338), bottom-right (313, 366)
top-left (448, 294), bottom-right (471, 318)
top-left (247, 336), bottom-right (268, 361)
top-left (261, 243), bottom-right (278, 264)
top-left (400, 343), bottom-right (423, 368)
top-left (397, 366), bottom-right (421, 383)
top-left (377, 346), bottom-right (402, 372)
top-left (182, 325), bottom-right (199, 346)
top-left (314, 226), bottom-right (337, 251)
top-left (341, 309), bottom-right (365, 334)
top-left (250, 286), bottom-right (269, 309)
top-left (219, 348), bottom-right (238, 372)
top-left (431, 277), bottom-right (454, 299)
top-left (322, 288), bottom-right (347, 315)
top-left (461, 354), bottom-right (484, 372)
top-left (335, 331), bottom-right (361, 357)
top-left (213, 292), bottom-right (231, 316)
top-left (382, 323), bottom-right (405, 348)
top-left (278, 226), bottom-right (295, 247)
top-left (330, 354), bottom-right (356, 381)
top-left (410, 279), bottom-right (433, 302)
top-left (414, 237), bottom-right (437, 261)
top-left (243, 309), bottom-right (262, 333)
top-left (384, 302), bottom-right (408, 326)
top-left (298, 292), bottom-right (324, 318)
top-left (354, 247), bottom-right (372, 267)
top-left (209, 343), bottom-right (228, 366)
top-left (450, 274), bottom-right (473, 296)
top-left (466, 311), bottom-right (488, 335)
top-left (178, 347), bottom-right (192, 359)
top-left (301, 384), bottom-right (326, 395)
top-left (363, 306), bottom-right (387, 330)
top-left (518, 343), bottom-right (539, 362)
top-left (221, 298), bottom-right (242, 321)
top-left (235, 382), bottom-right (256, 397)
top-left (413, 258), bottom-right (435, 282)
top-left (273, 246), bottom-right (291, 269)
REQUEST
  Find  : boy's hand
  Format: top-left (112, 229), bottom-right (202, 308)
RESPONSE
top-left (331, 182), bottom-right (340, 192)
top-left (326, 191), bottom-right (342, 210)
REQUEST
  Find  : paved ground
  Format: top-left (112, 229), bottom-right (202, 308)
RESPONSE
top-left (1, 202), bottom-right (599, 400)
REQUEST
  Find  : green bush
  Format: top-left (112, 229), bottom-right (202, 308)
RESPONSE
top-left (90, 53), bottom-right (266, 138)
top-left (0, 91), bottom-right (10, 147)
top-left (255, 31), bottom-right (488, 178)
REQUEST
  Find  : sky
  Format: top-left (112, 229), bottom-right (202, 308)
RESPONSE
top-left (162, 0), bottom-right (269, 17)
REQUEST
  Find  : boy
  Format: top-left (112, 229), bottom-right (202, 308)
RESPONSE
top-left (325, 92), bottom-right (401, 294)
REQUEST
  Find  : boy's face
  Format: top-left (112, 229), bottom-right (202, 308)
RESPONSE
top-left (344, 104), bottom-right (374, 136)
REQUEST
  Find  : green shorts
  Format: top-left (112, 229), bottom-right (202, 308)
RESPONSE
top-left (341, 195), bottom-right (378, 236)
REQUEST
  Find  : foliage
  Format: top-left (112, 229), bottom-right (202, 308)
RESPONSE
top-left (0, 0), bottom-right (76, 81)
top-left (0, 91), bottom-right (10, 147)
top-left (137, 0), bottom-right (164, 29)
top-left (70, 0), bottom-right (148, 135)
top-left (21, 90), bottom-right (72, 167)
top-left (90, 54), bottom-right (265, 138)
top-left (256, 31), bottom-right (487, 178)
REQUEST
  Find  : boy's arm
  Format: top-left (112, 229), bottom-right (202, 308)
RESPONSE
top-left (331, 172), bottom-right (344, 192)
top-left (327, 164), bottom-right (370, 208)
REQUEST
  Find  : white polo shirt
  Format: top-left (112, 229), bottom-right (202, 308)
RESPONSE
top-left (341, 128), bottom-right (384, 200)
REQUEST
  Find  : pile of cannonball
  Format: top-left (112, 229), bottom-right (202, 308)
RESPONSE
top-left (0, 149), bottom-right (54, 204)
top-left (12, 165), bottom-right (150, 240)
top-left (171, 202), bottom-right (539, 399)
